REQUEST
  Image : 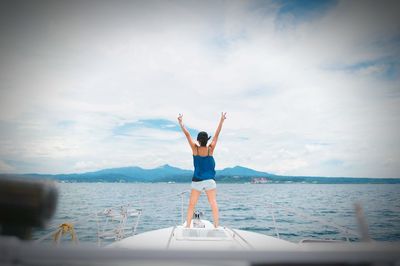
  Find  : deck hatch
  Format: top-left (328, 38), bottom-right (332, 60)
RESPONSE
top-left (180, 229), bottom-right (229, 239)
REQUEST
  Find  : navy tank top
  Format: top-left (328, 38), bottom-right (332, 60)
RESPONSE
top-left (192, 146), bottom-right (216, 182)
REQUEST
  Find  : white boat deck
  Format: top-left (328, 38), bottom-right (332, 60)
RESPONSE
top-left (110, 219), bottom-right (297, 251)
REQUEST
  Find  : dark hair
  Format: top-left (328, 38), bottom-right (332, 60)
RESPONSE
top-left (197, 131), bottom-right (211, 147)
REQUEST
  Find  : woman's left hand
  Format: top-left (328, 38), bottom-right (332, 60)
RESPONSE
top-left (178, 113), bottom-right (183, 124)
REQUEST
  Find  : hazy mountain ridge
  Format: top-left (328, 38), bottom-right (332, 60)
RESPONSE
top-left (15, 164), bottom-right (400, 184)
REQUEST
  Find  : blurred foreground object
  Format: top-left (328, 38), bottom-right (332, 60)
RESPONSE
top-left (0, 175), bottom-right (58, 239)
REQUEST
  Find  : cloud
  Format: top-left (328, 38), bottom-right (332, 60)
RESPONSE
top-left (0, 160), bottom-right (14, 173)
top-left (0, 0), bottom-right (399, 177)
top-left (323, 57), bottom-right (399, 80)
top-left (113, 119), bottom-right (198, 137)
top-left (274, 0), bottom-right (338, 28)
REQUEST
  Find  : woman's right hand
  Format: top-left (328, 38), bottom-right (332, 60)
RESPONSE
top-left (220, 112), bottom-right (227, 121)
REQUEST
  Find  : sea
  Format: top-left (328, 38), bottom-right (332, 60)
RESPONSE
top-left (32, 183), bottom-right (400, 245)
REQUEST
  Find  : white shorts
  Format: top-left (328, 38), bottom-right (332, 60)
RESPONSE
top-left (191, 179), bottom-right (217, 192)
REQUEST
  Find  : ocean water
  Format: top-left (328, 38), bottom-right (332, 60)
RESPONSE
top-left (32, 183), bottom-right (400, 245)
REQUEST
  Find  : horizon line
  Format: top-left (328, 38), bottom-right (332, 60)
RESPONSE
top-left (1, 164), bottom-right (399, 179)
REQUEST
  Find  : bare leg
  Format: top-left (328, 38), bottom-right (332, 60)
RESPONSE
top-left (185, 189), bottom-right (201, 228)
top-left (205, 189), bottom-right (219, 228)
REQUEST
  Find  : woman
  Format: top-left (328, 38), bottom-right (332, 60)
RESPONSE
top-left (178, 112), bottom-right (227, 228)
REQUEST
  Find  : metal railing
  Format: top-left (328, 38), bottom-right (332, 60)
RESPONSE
top-left (178, 189), bottom-right (364, 242)
top-left (265, 202), bottom-right (361, 242)
top-left (95, 204), bottom-right (142, 246)
top-left (34, 188), bottom-right (367, 246)
top-left (34, 203), bottom-right (142, 246)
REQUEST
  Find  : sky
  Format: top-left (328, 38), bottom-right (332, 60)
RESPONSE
top-left (0, 0), bottom-right (399, 178)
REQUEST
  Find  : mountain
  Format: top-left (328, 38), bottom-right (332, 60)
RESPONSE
top-left (23, 164), bottom-right (272, 183)
top-left (44, 164), bottom-right (192, 182)
top-left (15, 164), bottom-right (400, 184)
top-left (217, 166), bottom-right (275, 177)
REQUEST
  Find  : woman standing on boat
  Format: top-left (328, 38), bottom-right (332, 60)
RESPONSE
top-left (178, 112), bottom-right (227, 228)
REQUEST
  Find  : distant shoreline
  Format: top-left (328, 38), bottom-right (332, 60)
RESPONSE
top-left (54, 181), bottom-right (400, 184)
top-left (1, 164), bottom-right (399, 184)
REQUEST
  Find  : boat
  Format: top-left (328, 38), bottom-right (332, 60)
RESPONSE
top-left (250, 177), bottom-right (270, 184)
top-left (109, 212), bottom-right (297, 251)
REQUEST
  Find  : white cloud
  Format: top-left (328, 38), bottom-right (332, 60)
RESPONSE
top-left (0, 160), bottom-right (14, 173)
top-left (0, 1), bottom-right (399, 177)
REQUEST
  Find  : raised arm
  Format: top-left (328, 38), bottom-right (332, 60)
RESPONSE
top-left (178, 113), bottom-right (196, 149)
top-left (210, 112), bottom-right (227, 151)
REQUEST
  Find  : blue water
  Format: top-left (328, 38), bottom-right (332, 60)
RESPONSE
top-left (33, 183), bottom-right (400, 244)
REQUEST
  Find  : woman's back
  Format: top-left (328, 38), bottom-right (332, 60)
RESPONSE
top-left (193, 145), bottom-right (213, 157)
